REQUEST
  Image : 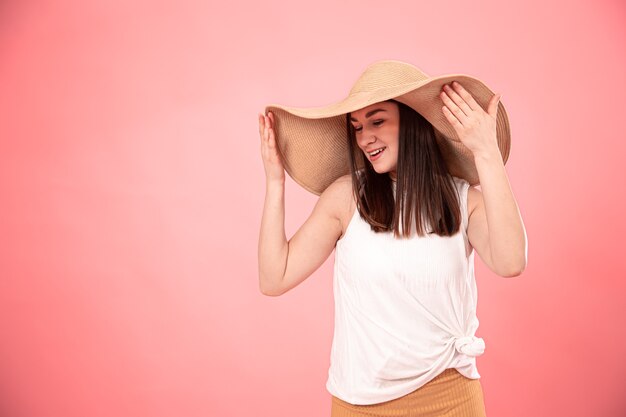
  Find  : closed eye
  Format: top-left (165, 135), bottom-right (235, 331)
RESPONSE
top-left (354, 120), bottom-right (384, 132)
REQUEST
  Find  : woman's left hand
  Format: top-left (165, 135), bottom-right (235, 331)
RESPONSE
top-left (440, 81), bottom-right (501, 158)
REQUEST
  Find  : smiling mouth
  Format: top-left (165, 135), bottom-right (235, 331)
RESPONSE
top-left (368, 147), bottom-right (386, 160)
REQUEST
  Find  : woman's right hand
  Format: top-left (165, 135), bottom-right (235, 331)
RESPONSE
top-left (259, 111), bottom-right (286, 184)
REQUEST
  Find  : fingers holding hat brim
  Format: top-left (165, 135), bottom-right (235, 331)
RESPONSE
top-left (262, 106), bottom-right (351, 195)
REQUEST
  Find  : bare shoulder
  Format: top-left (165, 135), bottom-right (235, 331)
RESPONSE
top-left (321, 174), bottom-right (353, 212)
top-left (320, 174), bottom-right (355, 230)
top-left (332, 173), bottom-right (353, 191)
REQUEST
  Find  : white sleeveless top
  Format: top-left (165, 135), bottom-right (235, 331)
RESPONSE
top-left (325, 175), bottom-right (485, 405)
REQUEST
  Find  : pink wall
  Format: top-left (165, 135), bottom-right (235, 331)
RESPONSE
top-left (1, 0), bottom-right (625, 416)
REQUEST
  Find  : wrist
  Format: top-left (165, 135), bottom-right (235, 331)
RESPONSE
top-left (266, 177), bottom-right (286, 188)
top-left (473, 145), bottom-right (502, 162)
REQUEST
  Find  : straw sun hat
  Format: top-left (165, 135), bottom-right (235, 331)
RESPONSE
top-left (264, 60), bottom-right (511, 196)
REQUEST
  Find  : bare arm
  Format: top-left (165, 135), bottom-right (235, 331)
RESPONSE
top-left (258, 180), bottom-right (289, 295)
top-left (468, 147), bottom-right (528, 277)
top-left (277, 177), bottom-right (348, 295)
top-left (257, 110), bottom-right (347, 296)
top-left (257, 110), bottom-right (289, 294)
top-left (258, 176), bottom-right (348, 296)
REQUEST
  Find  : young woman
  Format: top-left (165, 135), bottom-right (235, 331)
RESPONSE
top-left (258, 60), bottom-right (527, 417)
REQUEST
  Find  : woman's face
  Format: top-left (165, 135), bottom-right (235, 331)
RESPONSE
top-left (349, 101), bottom-right (400, 180)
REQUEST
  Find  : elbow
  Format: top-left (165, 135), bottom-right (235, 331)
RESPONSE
top-left (260, 287), bottom-right (284, 297)
top-left (259, 277), bottom-right (285, 297)
top-left (495, 233), bottom-right (528, 278)
top-left (498, 260), bottom-right (527, 278)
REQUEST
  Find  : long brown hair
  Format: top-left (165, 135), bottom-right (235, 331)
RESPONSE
top-left (346, 99), bottom-right (462, 239)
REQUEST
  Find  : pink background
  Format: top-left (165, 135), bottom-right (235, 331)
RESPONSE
top-left (1, 0), bottom-right (625, 416)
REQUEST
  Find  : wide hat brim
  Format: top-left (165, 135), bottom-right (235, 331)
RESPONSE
top-left (264, 60), bottom-right (511, 196)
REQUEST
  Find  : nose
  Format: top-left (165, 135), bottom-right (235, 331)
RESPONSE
top-left (357, 128), bottom-right (377, 149)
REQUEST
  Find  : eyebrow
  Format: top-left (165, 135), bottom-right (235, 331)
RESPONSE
top-left (350, 109), bottom-right (387, 122)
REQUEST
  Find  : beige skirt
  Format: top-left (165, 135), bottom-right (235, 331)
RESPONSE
top-left (330, 368), bottom-right (487, 417)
